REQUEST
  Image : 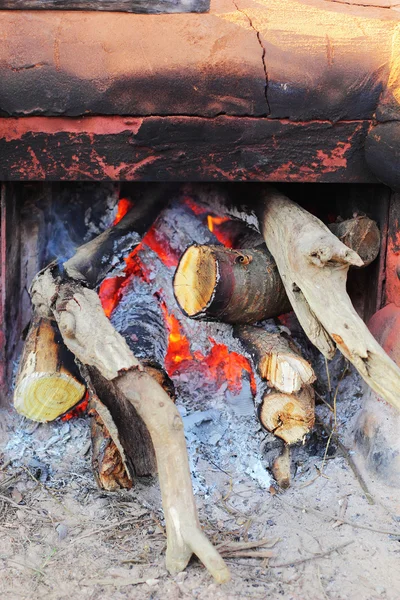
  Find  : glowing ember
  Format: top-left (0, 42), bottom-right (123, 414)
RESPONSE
top-left (113, 197), bottom-right (134, 225)
top-left (182, 195), bottom-right (208, 215)
top-left (99, 195), bottom-right (256, 399)
top-left (142, 223), bottom-right (179, 268)
top-left (99, 276), bottom-right (126, 318)
top-left (161, 302), bottom-right (193, 372)
top-left (161, 303), bottom-right (255, 395)
top-left (61, 393), bottom-right (89, 421)
top-left (200, 338), bottom-right (257, 396)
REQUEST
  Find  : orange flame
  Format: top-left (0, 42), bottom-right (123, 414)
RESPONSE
top-left (161, 302), bottom-right (193, 373)
top-left (206, 215), bottom-right (235, 247)
top-left (199, 338), bottom-right (257, 396)
top-left (113, 197), bottom-right (134, 225)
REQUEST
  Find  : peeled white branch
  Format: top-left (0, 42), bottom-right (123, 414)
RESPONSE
top-left (256, 186), bottom-right (400, 413)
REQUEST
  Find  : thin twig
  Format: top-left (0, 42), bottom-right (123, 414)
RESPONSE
top-left (324, 358), bottom-right (331, 394)
top-left (269, 541), bottom-right (352, 568)
top-left (277, 497), bottom-right (399, 536)
top-left (70, 516), bottom-right (147, 544)
top-left (316, 417), bottom-right (375, 505)
top-left (0, 494), bottom-right (51, 522)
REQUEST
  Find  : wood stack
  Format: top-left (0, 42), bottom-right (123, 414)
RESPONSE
top-left (14, 182), bottom-right (400, 581)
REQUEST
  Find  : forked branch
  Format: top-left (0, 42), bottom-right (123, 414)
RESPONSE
top-left (256, 186), bottom-right (400, 413)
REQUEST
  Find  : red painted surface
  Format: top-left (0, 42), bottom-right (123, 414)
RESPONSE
top-left (0, 117), bottom-right (144, 143)
top-left (385, 228), bottom-right (400, 307)
top-left (368, 303), bottom-right (400, 365)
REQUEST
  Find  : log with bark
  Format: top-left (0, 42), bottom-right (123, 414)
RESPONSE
top-left (173, 215), bottom-right (380, 325)
top-left (88, 288), bottom-right (175, 486)
top-left (14, 314), bottom-right (86, 422)
top-left (234, 325), bottom-right (315, 394)
top-left (173, 244), bottom-right (290, 323)
top-left (259, 386), bottom-right (315, 445)
top-left (251, 187), bottom-right (400, 413)
top-left (328, 216), bottom-right (380, 268)
top-left (89, 392), bottom-right (133, 492)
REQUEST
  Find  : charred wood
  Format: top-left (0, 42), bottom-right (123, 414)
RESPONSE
top-left (64, 184), bottom-right (173, 287)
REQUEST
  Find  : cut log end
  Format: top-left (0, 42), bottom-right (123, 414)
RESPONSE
top-left (173, 245), bottom-right (217, 318)
top-left (261, 353), bottom-right (315, 394)
top-left (14, 315), bottom-right (86, 422)
top-left (14, 371), bottom-right (85, 422)
top-left (259, 387), bottom-right (315, 445)
top-left (234, 326), bottom-right (315, 394)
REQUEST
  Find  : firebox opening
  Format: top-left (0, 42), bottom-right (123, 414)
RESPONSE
top-left (2, 179), bottom-right (399, 594)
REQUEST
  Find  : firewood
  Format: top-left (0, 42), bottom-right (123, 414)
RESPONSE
top-left (14, 314), bottom-right (85, 422)
top-left (328, 216), bottom-right (380, 268)
top-left (255, 186), bottom-right (400, 413)
top-left (173, 216), bottom-right (379, 325)
top-left (234, 325), bottom-right (315, 394)
top-left (173, 244), bottom-right (290, 323)
top-left (89, 394), bottom-right (133, 492)
top-left (259, 386), bottom-right (315, 445)
top-left (29, 269), bottom-right (229, 582)
top-left (271, 445), bottom-right (291, 489)
top-left (64, 183), bottom-right (173, 288)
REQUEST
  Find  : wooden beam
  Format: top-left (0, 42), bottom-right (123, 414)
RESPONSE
top-left (0, 0), bottom-right (209, 12)
top-left (0, 116), bottom-right (375, 182)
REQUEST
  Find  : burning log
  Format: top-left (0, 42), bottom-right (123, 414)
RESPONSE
top-left (255, 186), bottom-right (400, 413)
top-left (259, 386), bottom-right (315, 445)
top-left (173, 244), bottom-right (290, 323)
top-left (14, 315), bottom-right (85, 422)
top-left (173, 216), bottom-right (380, 324)
top-left (234, 325), bottom-right (315, 394)
top-left (64, 184), bottom-right (172, 287)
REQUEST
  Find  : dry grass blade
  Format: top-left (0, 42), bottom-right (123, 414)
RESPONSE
top-left (270, 540), bottom-right (353, 568)
top-left (70, 516), bottom-right (147, 544)
top-left (0, 493), bottom-right (51, 522)
top-left (217, 538), bottom-right (279, 552)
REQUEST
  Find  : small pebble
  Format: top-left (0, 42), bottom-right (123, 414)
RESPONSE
top-left (56, 522), bottom-right (69, 541)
